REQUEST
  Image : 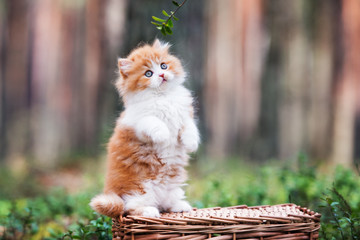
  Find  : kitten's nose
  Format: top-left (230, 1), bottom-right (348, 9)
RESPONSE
top-left (159, 73), bottom-right (165, 78)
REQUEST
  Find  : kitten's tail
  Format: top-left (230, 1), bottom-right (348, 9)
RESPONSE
top-left (90, 193), bottom-right (125, 218)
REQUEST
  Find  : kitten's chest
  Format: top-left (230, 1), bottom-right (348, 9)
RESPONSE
top-left (151, 96), bottom-right (189, 127)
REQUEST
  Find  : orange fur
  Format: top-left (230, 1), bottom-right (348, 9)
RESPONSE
top-left (117, 43), bottom-right (185, 94)
top-left (105, 126), bottom-right (162, 195)
top-left (91, 39), bottom-right (196, 218)
top-left (105, 125), bottom-right (187, 196)
top-left (89, 193), bottom-right (124, 218)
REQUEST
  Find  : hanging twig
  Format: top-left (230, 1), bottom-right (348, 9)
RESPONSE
top-left (151, 0), bottom-right (188, 36)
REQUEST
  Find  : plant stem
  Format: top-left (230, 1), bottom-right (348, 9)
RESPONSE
top-left (331, 187), bottom-right (358, 239)
top-left (165, 0), bottom-right (188, 25)
top-left (327, 200), bottom-right (345, 240)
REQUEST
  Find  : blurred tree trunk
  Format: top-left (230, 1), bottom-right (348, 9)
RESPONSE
top-left (276, 0), bottom-right (310, 160)
top-left (331, 0), bottom-right (360, 166)
top-left (1, 0), bottom-right (30, 165)
top-left (261, 0), bottom-right (336, 162)
top-left (205, 0), bottom-right (264, 158)
top-left (31, 0), bottom-right (68, 166)
top-left (305, 1), bottom-right (335, 160)
top-left (0, 0), bottom-right (6, 160)
top-left (30, 0), bottom-right (127, 167)
top-left (59, 2), bottom-right (84, 154)
top-left (81, 0), bottom-right (106, 152)
top-left (0, 0), bottom-right (127, 167)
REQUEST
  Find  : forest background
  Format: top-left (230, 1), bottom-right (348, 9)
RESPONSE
top-left (0, 0), bottom-right (360, 239)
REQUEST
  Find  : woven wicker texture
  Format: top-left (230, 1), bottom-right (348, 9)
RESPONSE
top-left (112, 203), bottom-right (321, 240)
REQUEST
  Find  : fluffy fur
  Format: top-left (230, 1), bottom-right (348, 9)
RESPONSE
top-left (90, 39), bottom-right (200, 218)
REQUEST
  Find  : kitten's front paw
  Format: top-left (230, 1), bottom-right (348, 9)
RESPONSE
top-left (181, 133), bottom-right (199, 152)
top-left (141, 206), bottom-right (161, 218)
top-left (170, 200), bottom-right (192, 213)
top-left (150, 126), bottom-right (170, 143)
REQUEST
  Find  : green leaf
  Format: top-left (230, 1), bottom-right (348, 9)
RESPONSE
top-left (165, 26), bottom-right (173, 34)
top-left (168, 19), bottom-right (173, 28)
top-left (326, 197), bottom-right (333, 204)
top-left (173, 16), bottom-right (179, 21)
top-left (152, 16), bottom-right (166, 22)
top-left (172, 1), bottom-right (180, 7)
top-left (162, 10), bottom-right (170, 17)
top-left (161, 26), bottom-right (167, 36)
top-left (151, 21), bottom-right (162, 26)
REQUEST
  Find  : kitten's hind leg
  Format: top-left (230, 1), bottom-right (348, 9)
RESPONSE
top-left (170, 200), bottom-right (192, 213)
top-left (162, 187), bottom-right (192, 213)
top-left (123, 193), bottom-right (161, 218)
top-left (128, 206), bottom-right (160, 218)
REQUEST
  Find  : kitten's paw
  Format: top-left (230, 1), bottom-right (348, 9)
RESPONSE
top-left (141, 206), bottom-right (161, 218)
top-left (181, 134), bottom-right (199, 152)
top-left (170, 200), bottom-right (192, 213)
top-left (150, 127), bottom-right (170, 143)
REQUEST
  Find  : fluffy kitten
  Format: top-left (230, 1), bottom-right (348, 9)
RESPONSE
top-left (90, 39), bottom-right (200, 218)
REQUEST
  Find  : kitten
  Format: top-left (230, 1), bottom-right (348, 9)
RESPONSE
top-left (90, 39), bottom-right (200, 218)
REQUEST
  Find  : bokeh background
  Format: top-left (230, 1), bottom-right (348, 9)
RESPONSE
top-left (1, 0), bottom-right (360, 169)
top-left (1, 0), bottom-right (360, 238)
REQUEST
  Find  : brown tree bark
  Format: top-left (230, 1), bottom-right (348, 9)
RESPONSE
top-left (81, 0), bottom-right (106, 151)
top-left (262, 0), bottom-right (337, 162)
top-left (305, 1), bottom-right (335, 160)
top-left (28, 0), bottom-right (127, 167)
top-left (277, 1), bottom-right (310, 160)
top-left (205, 0), bottom-right (264, 158)
top-left (2, 0), bottom-right (30, 165)
top-left (31, 0), bottom-right (67, 166)
top-left (0, 1), bottom-right (6, 160)
top-left (331, 0), bottom-right (360, 166)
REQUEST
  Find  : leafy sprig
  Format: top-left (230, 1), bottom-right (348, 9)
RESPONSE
top-left (151, 0), bottom-right (188, 36)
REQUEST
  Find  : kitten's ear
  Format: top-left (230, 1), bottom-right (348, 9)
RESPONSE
top-left (153, 39), bottom-right (170, 51)
top-left (118, 58), bottom-right (133, 75)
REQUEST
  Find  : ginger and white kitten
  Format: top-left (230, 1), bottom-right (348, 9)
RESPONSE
top-left (90, 39), bottom-right (200, 218)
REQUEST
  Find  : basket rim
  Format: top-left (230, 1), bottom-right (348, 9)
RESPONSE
top-left (116, 203), bottom-right (321, 225)
top-left (112, 204), bottom-right (321, 239)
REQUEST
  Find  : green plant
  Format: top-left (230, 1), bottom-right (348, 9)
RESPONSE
top-left (0, 204), bottom-right (38, 240)
top-left (1, 156), bottom-right (360, 239)
top-left (151, 0), bottom-right (188, 35)
top-left (279, 154), bottom-right (324, 209)
top-left (320, 187), bottom-right (360, 239)
top-left (188, 156), bottom-right (360, 239)
top-left (0, 190), bottom-right (100, 240)
top-left (48, 215), bottom-right (112, 240)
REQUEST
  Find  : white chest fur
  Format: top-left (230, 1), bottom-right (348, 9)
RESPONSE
top-left (122, 86), bottom-right (191, 126)
top-left (119, 86), bottom-right (194, 161)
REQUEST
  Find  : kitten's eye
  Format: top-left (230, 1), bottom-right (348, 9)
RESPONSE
top-left (160, 63), bottom-right (167, 70)
top-left (145, 70), bottom-right (153, 77)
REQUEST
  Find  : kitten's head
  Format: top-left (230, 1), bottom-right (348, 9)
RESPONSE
top-left (116, 39), bottom-right (185, 96)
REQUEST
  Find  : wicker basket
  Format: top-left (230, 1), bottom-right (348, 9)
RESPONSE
top-left (112, 203), bottom-right (321, 240)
